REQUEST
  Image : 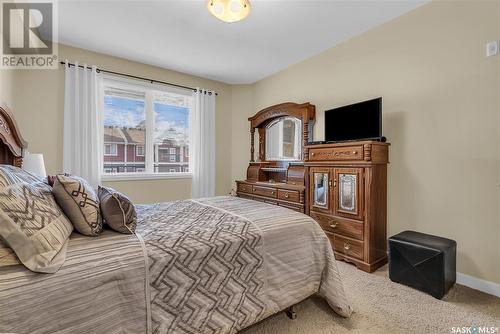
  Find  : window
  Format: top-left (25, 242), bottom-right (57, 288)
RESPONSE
top-left (136, 145), bottom-right (145, 157)
top-left (104, 143), bottom-right (118, 156)
top-left (101, 76), bottom-right (192, 179)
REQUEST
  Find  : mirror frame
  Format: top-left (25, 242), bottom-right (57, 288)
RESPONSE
top-left (248, 102), bottom-right (315, 162)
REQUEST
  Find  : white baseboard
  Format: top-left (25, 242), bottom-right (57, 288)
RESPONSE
top-left (456, 272), bottom-right (500, 297)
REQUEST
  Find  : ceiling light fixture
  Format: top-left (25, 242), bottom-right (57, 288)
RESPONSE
top-left (207, 0), bottom-right (251, 23)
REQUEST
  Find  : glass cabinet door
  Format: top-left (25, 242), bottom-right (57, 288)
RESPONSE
top-left (313, 173), bottom-right (328, 208)
top-left (310, 168), bottom-right (332, 213)
top-left (333, 168), bottom-right (364, 220)
top-left (339, 173), bottom-right (356, 212)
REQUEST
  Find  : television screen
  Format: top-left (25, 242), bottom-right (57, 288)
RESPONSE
top-left (324, 98), bottom-right (382, 142)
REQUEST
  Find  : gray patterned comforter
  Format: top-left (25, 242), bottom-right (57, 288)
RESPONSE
top-left (0, 196), bottom-right (352, 334)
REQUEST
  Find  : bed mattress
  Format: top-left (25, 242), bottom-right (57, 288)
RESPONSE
top-left (0, 196), bottom-right (351, 334)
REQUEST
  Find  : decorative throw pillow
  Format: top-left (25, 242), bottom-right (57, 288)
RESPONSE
top-left (52, 174), bottom-right (102, 236)
top-left (98, 186), bottom-right (137, 234)
top-left (0, 165), bottom-right (73, 273)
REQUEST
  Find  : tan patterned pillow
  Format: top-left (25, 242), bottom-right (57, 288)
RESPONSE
top-left (0, 165), bottom-right (73, 273)
top-left (52, 174), bottom-right (102, 236)
top-left (98, 186), bottom-right (137, 234)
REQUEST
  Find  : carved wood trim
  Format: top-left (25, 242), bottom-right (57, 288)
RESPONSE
top-left (0, 103), bottom-right (27, 166)
top-left (250, 128), bottom-right (255, 162)
top-left (248, 102), bottom-right (315, 162)
top-left (248, 102), bottom-right (315, 129)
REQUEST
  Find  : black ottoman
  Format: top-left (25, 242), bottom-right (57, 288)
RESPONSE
top-left (388, 230), bottom-right (456, 299)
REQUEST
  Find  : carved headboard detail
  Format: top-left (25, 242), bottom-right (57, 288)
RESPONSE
top-left (0, 103), bottom-right (27, 167)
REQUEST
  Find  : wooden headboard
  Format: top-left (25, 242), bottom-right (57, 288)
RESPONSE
top-left (0, 104), bottom-right (27, 167)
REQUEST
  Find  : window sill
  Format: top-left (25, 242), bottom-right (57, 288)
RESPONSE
top-left (101, 173), bottom-right (192, 182)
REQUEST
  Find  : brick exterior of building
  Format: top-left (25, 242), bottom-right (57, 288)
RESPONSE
top-left (103, 126), bottom-right (188, 173)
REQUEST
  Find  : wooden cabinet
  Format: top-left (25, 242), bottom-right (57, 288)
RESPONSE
top-left (306, 141), bottom-right (389, 273)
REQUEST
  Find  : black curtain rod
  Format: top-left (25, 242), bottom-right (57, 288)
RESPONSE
top-left (59, 61), bottom-right (218, 96)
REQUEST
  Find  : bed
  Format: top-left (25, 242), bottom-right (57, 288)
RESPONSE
top-left (0, 104), bottom-right (352, 334)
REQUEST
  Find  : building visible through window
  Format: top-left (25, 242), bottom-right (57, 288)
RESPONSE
top-left (136, 145), bottom-right (145, 156)
top-left (102, 77), bottom-right (192, 176)
top-left (104, 143), bottom-right (118, 156)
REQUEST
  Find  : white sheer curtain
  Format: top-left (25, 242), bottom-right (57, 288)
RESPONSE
top-left (191, 89), bottom-right (216, 198)
top-left (63, 61), bottom-right (103, 188)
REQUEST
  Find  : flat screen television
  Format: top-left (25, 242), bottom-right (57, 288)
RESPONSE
top-left (324, 97), bottom-right (382, 142)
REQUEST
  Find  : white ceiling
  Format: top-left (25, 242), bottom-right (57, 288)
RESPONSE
top-left (58, 0), bottom-right (427, 84)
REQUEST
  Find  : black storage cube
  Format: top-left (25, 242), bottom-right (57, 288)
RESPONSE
top-left (388, 230), bottom-right (456, 299)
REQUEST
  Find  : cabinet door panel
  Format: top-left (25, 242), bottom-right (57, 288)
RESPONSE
top-left (333, 168), bottom-right (364, 220)
top-left (309, 167), bottom-right (332, 214)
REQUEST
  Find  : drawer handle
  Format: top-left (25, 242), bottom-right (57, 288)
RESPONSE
top-left (253, 189), bottom-right (256, 192)
top-left (284, 193), bottom-right (289, 198)
top-left (353, 151), bottom-right (357, 154)
top-left (329, 222), bottom-right (337, 229)
top-left (271, 191), bottom-right (275, 195)
top-left (311, 152), bottom-right (315, 156)
top-left (344, 242), bottom-right (351, 251)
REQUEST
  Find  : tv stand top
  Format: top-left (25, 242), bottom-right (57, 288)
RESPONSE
top-left (308, 136), bottom-right (387, 146)
top-left (304, 139), bottom-right (390, 164)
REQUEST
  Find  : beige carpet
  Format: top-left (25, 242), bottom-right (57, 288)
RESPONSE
top-left (242, 261), bottom-right (500, 334)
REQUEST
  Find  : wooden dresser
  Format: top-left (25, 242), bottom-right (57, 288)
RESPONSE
top-left (305, 141), bottom-right (389, 272)
top-left (236, 102), bottom-right (315, 214)
top-left (236, 163), bottom-right (306, 213)
top-left (235, 101), bottom-right (390, 273)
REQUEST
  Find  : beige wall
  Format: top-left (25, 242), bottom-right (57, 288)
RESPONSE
top-left (243, 1), bottom-right (499, 283)
top-left (230, 85), bottom-right (254, 189)
top-left (2, 44), bottom-right (233, 203)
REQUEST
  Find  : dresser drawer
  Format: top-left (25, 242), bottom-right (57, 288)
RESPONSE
top-left (309, 145), bottom-right (363, 161)
top-left (277, 189), bottom-right (301, 203)
top-left (310, 212), bottom-right (363, 240)
top-left (333, 234), bottom-right (364, 260)
top-left (252, 186), bottom-right (277, 198)
top-left (237, 183), bottom-right (253, 194)
top-left (278, 202), bottom-right (304, 213)
top-left (237, 193), bottom-right (253, 200)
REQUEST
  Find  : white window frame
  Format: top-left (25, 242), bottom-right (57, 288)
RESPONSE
top-left (169, 147), bottom-right (176, 154)
top-left (104, 143), bottom-right (118, 156)
top-left (100, 75), bottom-right (192, 181)
top-left (136, 145), bottom-right (145, 157)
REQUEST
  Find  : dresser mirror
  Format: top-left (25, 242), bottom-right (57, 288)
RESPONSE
top-left (265, 117), bottom-right (302, 161)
